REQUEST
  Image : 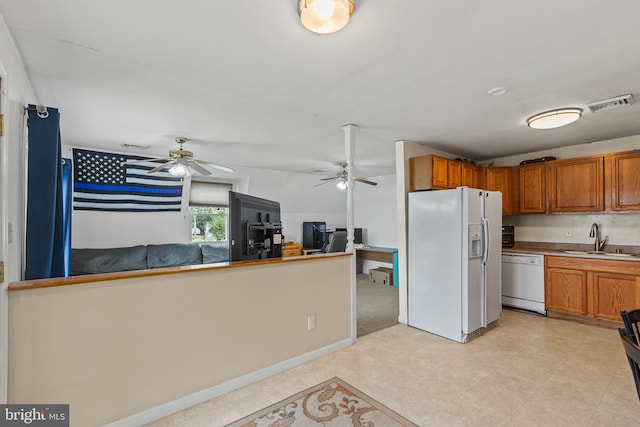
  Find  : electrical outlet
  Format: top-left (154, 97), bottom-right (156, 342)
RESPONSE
top-left (307, 314), bottom-right (316, 331)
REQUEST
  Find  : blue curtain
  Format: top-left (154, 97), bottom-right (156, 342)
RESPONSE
top-left (61, 158), bottom-right (72, 276)
top-left (24, 105), bottom-right (71, 279)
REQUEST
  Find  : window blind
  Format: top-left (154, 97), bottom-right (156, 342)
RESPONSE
top-left (189, 181), bottom-right (232, 207)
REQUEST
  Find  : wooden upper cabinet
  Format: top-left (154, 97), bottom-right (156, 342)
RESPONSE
top-left (548, 156), bottom-right (604, 213)
top-left (461, 163), bottom-right (479, 188)
top-left (409, 155), bottom-right (448, 191)
top-left (447, 159), bottom-right (462, 189)
top-left (519, 163), bottom-right (547, 213)
top-left (431, 155), bottom-right (448, 188)
top-left (607, 151), bottom-right (640, 211)
top-left (485, 166), bottom-right (518, 215)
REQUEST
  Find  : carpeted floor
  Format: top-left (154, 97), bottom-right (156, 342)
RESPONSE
top-left (357, 273), bottom-right (399, 337)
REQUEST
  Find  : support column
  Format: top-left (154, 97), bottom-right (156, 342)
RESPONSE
top-left (343, 124), bottom-right (357, 343)
top-left (343, 124), bottom-right (356, 253)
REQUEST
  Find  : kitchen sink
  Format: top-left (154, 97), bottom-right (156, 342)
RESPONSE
top-left (562, 250), bottom-right (635, 257)
top-left (596, 252), bottom-right (635, 257)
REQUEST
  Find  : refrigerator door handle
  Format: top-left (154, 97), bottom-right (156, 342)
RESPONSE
top-left (481, 217), bottom-right (489, 265)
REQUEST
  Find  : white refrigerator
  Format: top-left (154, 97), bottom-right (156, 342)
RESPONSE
top-left (407, 187), bottom-right (502, 343)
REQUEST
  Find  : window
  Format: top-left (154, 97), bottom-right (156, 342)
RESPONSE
top-left (191, 206), bottom-right (228, 242)
top-left (189, 180), bottom-right (232, 243)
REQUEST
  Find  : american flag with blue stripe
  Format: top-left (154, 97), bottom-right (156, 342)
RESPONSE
top-left (72, 148), bottom-right (183, 212)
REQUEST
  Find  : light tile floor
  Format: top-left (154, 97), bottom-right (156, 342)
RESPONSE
top-left (150, 309), bottom-right (640, 426)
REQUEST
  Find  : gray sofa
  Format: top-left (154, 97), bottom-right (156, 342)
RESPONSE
top-left (70, 242), bottom-right (229, 275)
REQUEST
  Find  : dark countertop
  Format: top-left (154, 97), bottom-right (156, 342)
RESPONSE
top-left (502, 241), bottom-right (640, 262)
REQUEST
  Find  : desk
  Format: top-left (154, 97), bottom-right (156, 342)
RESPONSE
top-left (356, 246), bottom-right (399, 287)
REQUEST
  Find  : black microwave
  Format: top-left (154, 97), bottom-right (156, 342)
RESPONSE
top-left (502, 225), bottom-right (514, 248)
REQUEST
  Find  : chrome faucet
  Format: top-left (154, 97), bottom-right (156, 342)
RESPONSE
top-left (589, 223), bottom-right (608, 252)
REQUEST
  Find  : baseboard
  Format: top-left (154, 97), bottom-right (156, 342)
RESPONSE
top-left (104, 338), bottom-right (353, 427)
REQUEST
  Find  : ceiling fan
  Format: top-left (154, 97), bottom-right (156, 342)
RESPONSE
top-left (314, 163), bottom-right (378, 190)
top-left (123, 137), bottom-right (234, 177)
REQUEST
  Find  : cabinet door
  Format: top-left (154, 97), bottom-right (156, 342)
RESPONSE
top-left (447, 159), bottom-right (462, 188)
top-left (545, 267), bottom-right (588, 315)
top-left (432, 155), bottom-right (448, 189)
top-left (548, 156), bottom-right (604, 212)
top-left (461, 163), bottom-right (479, 188)
top-left (485, 167), bottom-right (512, 215)
top-left (519, 163), bottom-right (546, 213)
top-left (592, 272), bottom-right (640, 321)
top-left (608, 151), bottom-right (640, 211)
top-left (409, 155), bottom-right (448, 191)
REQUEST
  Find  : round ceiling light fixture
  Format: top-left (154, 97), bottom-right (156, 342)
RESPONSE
top-left (527, 108), bottom-right (583, 129)
top-left (299, 0), bottom-right (355, 34)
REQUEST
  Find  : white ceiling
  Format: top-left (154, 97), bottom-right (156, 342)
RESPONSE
top-left (2, 0), bottom-right (640, 178)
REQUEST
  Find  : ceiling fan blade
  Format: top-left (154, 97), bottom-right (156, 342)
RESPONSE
top-left (193, 160), bottom-right (234, 173)
top-left (188, 161), bottom-right (212, 176)
top-left (313, 179), bottom-right (337, 188)
top-left (354, 177), bottom-right (378, 186)
top-left (148, 160), bottom-right (176, 173)
top-left (320, 176), bottom-right (339, 181)
top-left (121, 157), bottom-right (171, 165)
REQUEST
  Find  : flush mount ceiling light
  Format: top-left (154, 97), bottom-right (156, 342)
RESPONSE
top-left (299, 0), bottom-right (355, 34)
top-left (527, 108), bottom-right (583, 130)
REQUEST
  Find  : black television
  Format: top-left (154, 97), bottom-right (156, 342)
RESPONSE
top-left (302, 221), bottom-right (326, 249)
top-left (228, 191), bottom-right (283, 262)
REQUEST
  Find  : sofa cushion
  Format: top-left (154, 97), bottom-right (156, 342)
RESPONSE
top-left (147, 243), bottom-right (203, 268)
top-left (201, 244), bottom-right (230, 264)
top-left (70, 245), bottom-right (148, 275)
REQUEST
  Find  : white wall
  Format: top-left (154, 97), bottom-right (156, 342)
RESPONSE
top-left (0, 13), bottom-right (38, 404)
top-left (493, 134), bottom-right (640, 246)
top-left (68, 155), bottom-right (349, 248)
top-left (232, 166), bottom-right (348, 244)
top-left (354, 173), bottom-right (397, 272)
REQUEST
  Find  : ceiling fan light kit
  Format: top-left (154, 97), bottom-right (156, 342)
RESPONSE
top-left (314, 163), bottom-right (377, 190)
top-left (299, 0), bottom-right (355, 34)
top-left (527, 108), bottom-right (582, 129)
top-left (168, 162), bottom-right (189, 177)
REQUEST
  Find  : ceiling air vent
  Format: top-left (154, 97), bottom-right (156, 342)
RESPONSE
top-left (121, 143), bottom-right (150, 150)
top-left (586, 94), bottom-right (635, 113)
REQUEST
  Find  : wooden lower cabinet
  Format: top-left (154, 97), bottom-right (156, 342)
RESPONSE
top-left (592, 272), bottom-right (639, 321)
top-left (545, 256), bottom-right (640, 325)
top-left (545, 267), bottom-right (588, 315)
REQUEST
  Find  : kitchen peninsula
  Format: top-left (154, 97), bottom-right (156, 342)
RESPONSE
top-left (7, 253), bottom-right (352, 426)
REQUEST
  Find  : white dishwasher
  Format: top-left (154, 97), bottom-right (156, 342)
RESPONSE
top-left (501, 253), bottom-right (546, 315)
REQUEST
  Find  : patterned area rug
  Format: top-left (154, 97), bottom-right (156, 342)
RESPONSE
top-left (226, 377), bottom-right (418, 427)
